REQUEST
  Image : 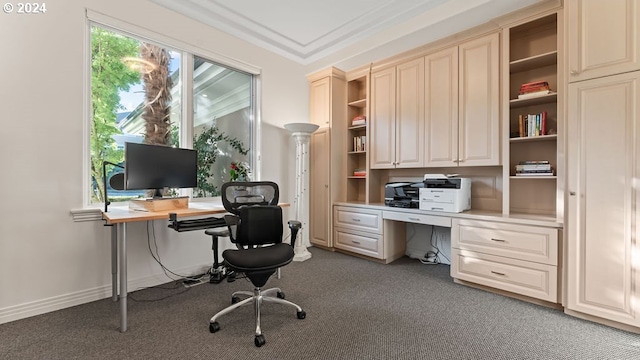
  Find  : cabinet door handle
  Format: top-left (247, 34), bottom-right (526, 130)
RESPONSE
top-left (490, 270), bottom-right (506, 276)
top-left (491, 238), bottom-right (506, 242)
top-left (452, 159), bottom-right (459, 163)
top-left (569, 191), bottom-right (576, 196)
top-left (570, 69), bottom-right (580, 75)
top-left (352, 218), bottom-right (361, 222)
top-left (458, 159), bottom-right (464, 163)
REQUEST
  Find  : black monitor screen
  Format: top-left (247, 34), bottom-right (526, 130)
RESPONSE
top-left (124, 142), bottom-right (197, 197)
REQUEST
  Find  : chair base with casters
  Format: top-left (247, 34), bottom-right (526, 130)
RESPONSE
top-left (208, 184), bottom-right (306, 347)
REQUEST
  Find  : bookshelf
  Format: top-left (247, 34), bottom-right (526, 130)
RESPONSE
top-left (505, 12), bottom-right (562, 218)
top-left (346, 73), bottom-right (368, 202)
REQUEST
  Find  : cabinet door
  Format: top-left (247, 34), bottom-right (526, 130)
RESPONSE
top-left (310, 77), bottom-right (331, 127)
top-left (568, 0), bottom-right (640, 82)
top-left (567, 71), bottom-right (640, 327)
top-left (395, 57), bottom-right (425, 168)
top-left (425, 47), bottom-right (459, 167)
top-left (458, 32), bottom-right (500, 166)
top-left (309, 128), bottom-right (331, 247)
top-left (370, 67), bottom-right (396, 169)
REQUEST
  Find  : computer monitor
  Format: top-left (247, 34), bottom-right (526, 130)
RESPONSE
top-left (124, 142), bottom-right (198, 198)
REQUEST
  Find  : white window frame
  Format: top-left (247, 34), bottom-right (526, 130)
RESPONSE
top-left (72, 10), bottom-right (261, 220)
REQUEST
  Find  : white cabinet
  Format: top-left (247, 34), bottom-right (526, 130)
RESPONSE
top-left (425, 33), bottom-right (500, 167)
top-left (566, 71), bottom-right (640, 327)
top-left (307, 68), bottom-right (346, 248)
top-left (451, 218), bottom-right (559, 302)
top-left (567, 0), bottom-right (640, 82)
top-left (370, 57), bottom-right (425, 169)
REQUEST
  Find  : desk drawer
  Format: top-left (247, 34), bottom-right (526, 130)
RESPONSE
top-left (452, 219), bottom-right (558, 265)
top-left (334, 206), bottom-right (382, 233)
top-left (334, 227), bottom-right (382, 259)
top-left (451, 249), bottom-right (558, 302)
top-left (382, 210), bottom-right (451, 227)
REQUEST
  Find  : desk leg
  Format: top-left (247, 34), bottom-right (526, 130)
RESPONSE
top-left (119, 223), bottom-right (128, 332)
top-left (111, 225), bottom-right (118, 302)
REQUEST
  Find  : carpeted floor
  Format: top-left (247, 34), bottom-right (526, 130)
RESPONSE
top-left (1, 247), bottom-right (639, 359)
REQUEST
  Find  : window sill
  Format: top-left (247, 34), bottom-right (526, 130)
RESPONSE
top-left (69, 207), bottom-right (103, 222)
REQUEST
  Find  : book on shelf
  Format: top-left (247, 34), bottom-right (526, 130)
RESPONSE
top-left (351, 115), bottom-right (366, 126)
top-left (518, 160), bottom-right (550, 165)
top-left (515, 171), bottom-right (554, 176)
top-left (515, 164), bottom-right (552, 171)
top-left (519, 80), bottom-right (549, 91)
top-left (517, 90), bottom-right (555, 99)
top-left (353, 169), bottom-right (366, 177)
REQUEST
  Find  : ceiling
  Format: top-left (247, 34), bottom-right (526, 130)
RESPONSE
top-left (151, 0), bottom-right (543, 68)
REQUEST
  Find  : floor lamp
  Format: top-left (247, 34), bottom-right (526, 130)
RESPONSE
top-left (284, 122), bottom-right (319, 262)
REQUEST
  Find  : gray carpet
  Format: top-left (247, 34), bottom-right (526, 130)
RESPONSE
top-left (1, 247), bottom-right (639, 359)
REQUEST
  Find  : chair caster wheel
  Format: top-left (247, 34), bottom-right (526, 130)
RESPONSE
top-left (209, 322), bottom-right (220, 333)
top-left (277, 291), bottom-right (285, 299)
top-left (254, 334), bottom-right (266, 347)
top-left (297, 310), bottom-right (306, 319)
top-left (227, 271), bottom-right (236, 282)
top-left (231, 296), bottom-right (240, 304)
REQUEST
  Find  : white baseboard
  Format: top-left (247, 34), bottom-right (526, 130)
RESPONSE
top-left (0, 263), bottom-right (210, 325)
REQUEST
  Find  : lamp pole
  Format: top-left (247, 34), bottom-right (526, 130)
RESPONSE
top-left (284, 122), bottom-right (319, 262)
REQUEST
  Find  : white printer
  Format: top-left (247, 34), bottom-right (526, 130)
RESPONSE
top-left (419, 174), bottom-right (471, 213)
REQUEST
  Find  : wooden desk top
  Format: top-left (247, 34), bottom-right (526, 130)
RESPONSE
top-left (102, 201), bottom-right (290, 224)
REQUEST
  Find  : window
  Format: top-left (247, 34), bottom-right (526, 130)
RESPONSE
top-left (89, 24), bottom-right (254, 206)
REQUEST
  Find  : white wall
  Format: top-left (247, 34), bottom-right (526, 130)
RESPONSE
top-left (0, 0), bottom-right (309, 323)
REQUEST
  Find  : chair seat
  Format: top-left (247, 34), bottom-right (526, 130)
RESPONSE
top-left (223, 243), bottom-right (294, 273)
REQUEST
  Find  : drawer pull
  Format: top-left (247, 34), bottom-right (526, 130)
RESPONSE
top-left (351, 240), bottom-right (361, 245)
top-left (490, 238), bottom-right (506, 242)
top-left (490, 270), bottom-right (506, 276)
top-left (408, 217), bottom-right (420, 221)
top-left (352, 218), bottom-right (361, 222)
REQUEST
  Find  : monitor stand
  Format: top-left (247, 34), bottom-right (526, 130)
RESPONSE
top-left (152, 188), bottom-right (164, 199)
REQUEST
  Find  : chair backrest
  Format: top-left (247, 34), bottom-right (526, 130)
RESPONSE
top-left (235, 205), bottom-right (284, 247)
top-left (221, 181), bottom-right (279, 215)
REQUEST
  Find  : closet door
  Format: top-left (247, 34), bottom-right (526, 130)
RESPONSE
top-left (395, 57), bottom-right (425, 168)
top-left (566, 71), bottom-right (640, 327)
top-left (309, 128), bottom-right (331, 247)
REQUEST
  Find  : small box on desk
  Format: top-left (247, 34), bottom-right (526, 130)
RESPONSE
top-left (129, 197), bottom-right (189, 212)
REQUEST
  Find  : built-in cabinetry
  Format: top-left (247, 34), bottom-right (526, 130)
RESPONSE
top-left (333, 205), bottom-right (407, 263)
top-left (567, 71), bottom-right (640, 329)
top-left (370, 33), bottom-right (500, 170)
top-left (426, 33), bottom-right (500, 167)
top-left (308, 68), bottom-right (346, 248)
top-left (370, 57), bottom-right (425, 169)
top-left (567, 0), bottom-right (640, 83)
top-left (451, 218), bottom-right (559, 303)
top-left (503, 12), bottom-right (562, 219)
top-left (565, 0), bottom-right (640, 332)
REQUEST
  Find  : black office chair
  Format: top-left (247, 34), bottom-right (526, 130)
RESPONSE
top-left (208, 181), bottom-right (306, 347)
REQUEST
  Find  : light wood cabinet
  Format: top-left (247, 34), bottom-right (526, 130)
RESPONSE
top-left (457, 33), bottom-right (500, 166)
top-left (567, 0), bottom-right (640, 82)
top-left (346, 72), bottom-right (369, 203)
top-left (370, 57), bottom-right (425, 169)
top-left (424, 33), bottom-right (500, 167)
top-left (307, 68), bottom-right (346, 248)
top-left (451, 218), bottom-right (560, 303)
top-left (566, 70), bottom-right (640, 328)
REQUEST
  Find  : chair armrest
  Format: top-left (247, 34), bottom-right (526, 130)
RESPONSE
top-left (224, 215), bottom-right (239, 242)
top-left (288, 220), bottom-right (301, 248)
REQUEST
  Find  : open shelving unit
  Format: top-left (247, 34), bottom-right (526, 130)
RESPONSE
top-left (504, 12), bottom-right (562, 218)
top-left (346, 74), bottom-right (368, 202)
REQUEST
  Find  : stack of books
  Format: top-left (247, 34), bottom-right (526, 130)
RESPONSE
top-left (515, 160), bottom-right (554, 176)
top-left (518, 80), bottom-right (554, 99)
top-left (351, 115), bottom-right (366, 126)
top-left (517, 111), bottom-right (548, 137)
top-left (353, 169), bottom-right (366, 177)
top-left (353, 135), bottom-right (366, 151)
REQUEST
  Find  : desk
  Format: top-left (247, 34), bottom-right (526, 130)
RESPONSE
top-left (102, 201), bottom-right (228, 332)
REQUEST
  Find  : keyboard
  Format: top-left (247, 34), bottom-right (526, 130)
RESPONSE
top-left (168, 216), bottom-right (226, 232)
